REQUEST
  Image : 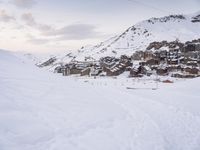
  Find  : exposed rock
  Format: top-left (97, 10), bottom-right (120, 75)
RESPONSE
top-left (147, 15), bottom-right (186, 24)
top-left (38, 57), bottom-right (57, 67)
top-left (191, 14), bottom-right (200, 23)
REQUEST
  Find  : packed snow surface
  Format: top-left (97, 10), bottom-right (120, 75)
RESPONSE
top-left (1, 49), bottom-right (200, 150)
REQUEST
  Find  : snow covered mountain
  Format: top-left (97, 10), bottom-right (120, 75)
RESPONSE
top-left (51, 11), bottom-right (200, 63)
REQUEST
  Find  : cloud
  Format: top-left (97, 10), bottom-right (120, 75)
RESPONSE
top-left (26, 34), bottom-right (50, 45)
top-left (21, 13), bottom-right (37, 27)
top-left (21, 13), bottom-right (52, 32)
top-left (21, 13), bottom-right (103, 41)
top-left (11, 0), bottom-right (36, 8)
top-left (21, 12), bottom-right (36, 25)
top-left (44, 24), bottom-right (102, 40)
top-left (0, 9), bottom-right (15, 22)
top-left (28, 38), bottom-right (49, 45)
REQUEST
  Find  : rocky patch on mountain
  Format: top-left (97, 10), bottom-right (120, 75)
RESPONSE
top-left (147, 15), bottom-right (186, 24)
top-left (38, 57), bottom-right (57, 67)
top-left (191, 14), bottom-right (200, 23)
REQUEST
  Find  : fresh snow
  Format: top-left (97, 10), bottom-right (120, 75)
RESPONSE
top-left (1, 49), bottom-right (200, 150)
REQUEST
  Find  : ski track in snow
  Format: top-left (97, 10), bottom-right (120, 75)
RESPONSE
top-left (1, 50), bottom-right (200, 150)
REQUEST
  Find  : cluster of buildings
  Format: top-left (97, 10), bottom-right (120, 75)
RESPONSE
top-left (54, 39), bottom-right (200, 78)
top-left (137, 39), bottom-right (200, 78)
top-left (55, 55), bottom-right (132, 77)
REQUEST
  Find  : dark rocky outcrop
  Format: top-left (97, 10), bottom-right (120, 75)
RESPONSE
top-left (38, 57), bottom-right (57, 67)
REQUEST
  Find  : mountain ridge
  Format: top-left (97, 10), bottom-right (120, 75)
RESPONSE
top-left (40, 11), bottom-right (200, 67)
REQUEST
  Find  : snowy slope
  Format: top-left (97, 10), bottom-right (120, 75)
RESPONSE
top-left (50, 11), bottom-right (200, 63)
top-left (1, 50), bottom-right (200, 150)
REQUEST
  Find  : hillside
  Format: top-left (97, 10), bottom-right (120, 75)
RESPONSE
top-left (50, 11), bottom-right (200, 63)
top-left (1, 49), bottom-right (200, 150)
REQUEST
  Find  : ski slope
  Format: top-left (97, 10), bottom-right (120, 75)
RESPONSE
top-left (1, 50), bottom-right (200, 150)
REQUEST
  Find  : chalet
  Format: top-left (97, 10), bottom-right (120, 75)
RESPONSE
top-left (132, 51), bottom-right (156, 61)
top-left (146, 41), bottom-right (168, 50)
top-left (129, 65), bottom-right (143, 77)
top-left (167, 58), bottom-right (179, 65)
top-left (131, 51), bottom-right (144, 60)
top-left (146, 58), bottom-right (159, 66)
top-left (140, 66), bottom-right (150, 75)
top-left (129, 65), bottom-right (150, 77)
top-left (63, 66), bottom-right (82, 76)
top-left (184, 67), bottom-right (199, 75)
top-left (186, 61), bottom-right (198, 67)
top-left (105, 57), bottom-right (132, 76)
top-left (63, 67), bottom-right (70, 76)
top-left (167, 65), bottom-right (182, 72)
top-left (143, 66), bottom-right (152, 76)
top-left (63, 64), bottom-right (73, 76)
top-left (81, 68), bottom-right (91, 76)
top-left (146, 40), bottom-right (183, 51)
top-left (100, 56), bottom-right (118, 68)
top-left (62, 61), bottom-right (95, 76)
top-left (196, 44), bottom-right (200, 51)
top-left (125, 66), bottom-right (132, 71)
top-left (156, 66), bottom-right (168, 76)
top-left (106, 62), bottom-right (126, 76)
top-left (90, 66), bottom-right (102, 76)
top-left (171, 73), bottom-right (183, 78)
top-left (167, 49), bottom-right (180, 65)
top-left (184, 51), bottom-right (199, 59)
top-left (180, 57), bottom-right (198, 65)
top-left (171, 73), bottom-right (197, 78)
top-left (120, 55), bottom-right (131, 61)
top-left (54, 66), bottom-right (63, 73)
top-left (143, 51), bottom-right (155, 61)
top-left (139, 61), bottom-right (146, 66)
top-left (183, 44), bottom-right (196, 53)
top-left (106, 67), bottom-right (125, 76)
top-left (191, 39), bottom-right (200, 43)
top-left (157, 50), bottom-right (167, 61)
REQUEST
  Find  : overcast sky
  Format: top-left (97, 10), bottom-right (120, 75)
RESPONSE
top-left (0, 0), bottom-right (200, 53)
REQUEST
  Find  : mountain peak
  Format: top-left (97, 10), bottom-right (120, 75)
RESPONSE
top-left (146, 14), bottom-right (186, 24)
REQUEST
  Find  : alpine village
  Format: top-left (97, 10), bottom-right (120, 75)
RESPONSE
top-left (38, 38), bottom-right (200, 80)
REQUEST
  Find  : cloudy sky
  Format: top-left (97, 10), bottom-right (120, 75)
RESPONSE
top-left (0, 0), bottom-right (200, 53)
